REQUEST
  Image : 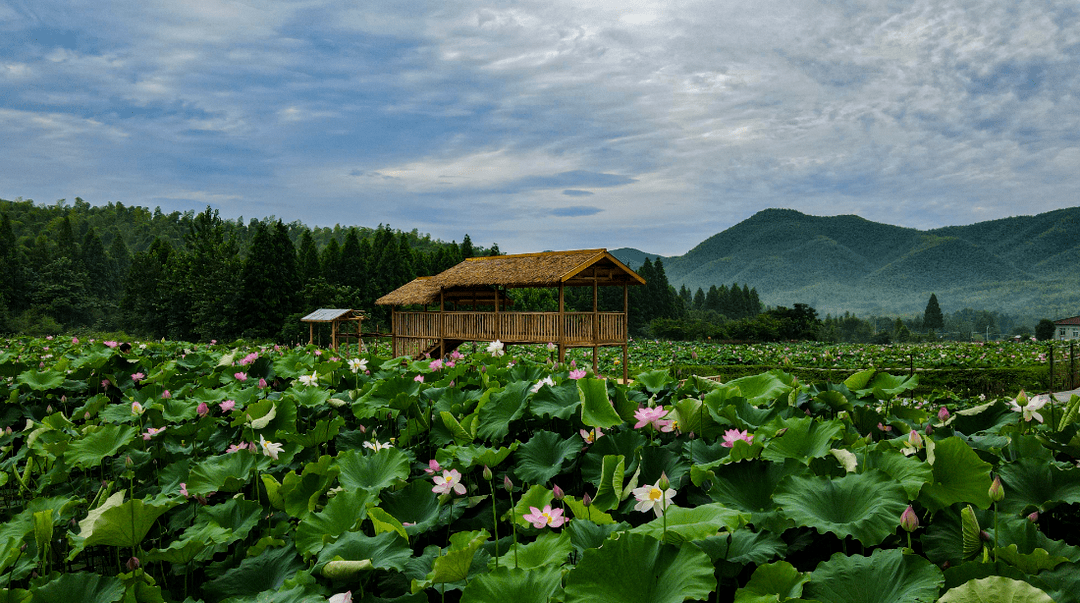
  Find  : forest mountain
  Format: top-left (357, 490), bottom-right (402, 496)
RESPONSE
top-left (612, 207), bottom-right (1080, 319)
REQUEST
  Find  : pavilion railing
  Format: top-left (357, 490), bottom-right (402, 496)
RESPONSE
top-left (392, 311), bottom-right (626, 356)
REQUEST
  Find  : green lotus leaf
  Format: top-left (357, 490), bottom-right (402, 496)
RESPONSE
top-left (706, 459), bottom-right (806, 531)
top-left (436, 442), bottom-right (519, 469)
top-left (489, 530), bottom-right (572, 571)
top-left (843, 369), bottom-right (876, 391)
top-left (461, 565), bottom-right (563, 603)
top-left (773, 470), bottom-right (909, 546)
top-left (921, 505), bottom-right (965, 567)
top-left (635, 370), bottom-right (675, 394)
top-left (289, 385), bottom-right (332, 408)
top-left (417, 529), bottom-right (490, 588)
top-left (856, 372), bottom-right (918, 399)
top-left (70, 494), bottom-right (179, 558)
top-left (514, 430), bottom-right (581, 486)
top-left (563, 532), bottom-right (716, 603)
top-left (380, 479), bottom-right (441, 536)
top-left (580, 429), bottom-right (646, 485)
top-left (335, 447), bottom-right (410, 494)
top-left (695, 528), bottom-right (788, 565)
top-left (951, 400), bottom-right (1017, 436)
top-left (16, 369), bottom-right (65, 391)
top-left (994, 544), bottom-right (1069, 574)
top-left (279, 456), bottom-right (341, 519)
top-left (1035, 562), bottom-right (1080, 603)
top-left (727, 370), bottom-right (797, 406)
top-left (579, 378), bottom-right (622, 430)
top-left (938, 576), bottom-right (1053, 603)
top-left (530, 382), bottom-right (582, 420)
top-left (367, 507), bottom-right (408, 541)
top-left (940, 560), bottom-right (1036, 593)
top-left (562, 495), bottom-right (616, 525)
top-left (565, 519), bottom-right (626, 552)
top-left (282, 415), bottom-right (346, 448)
top-left (295, 489), bottom-right (373, 557)
top-left (591, 454), bottom-right (626, 512)
top-left (919, 436), bottom-right (993, 512)
top-left (476, 381), bottom-right (531, 441)
top-left (29, 572), bottom-right (125, 603)
top-left (202, 544), bottom-right (305, 601)
top-left (761, 417), bottom-right (845, 464)
top-left (864, 447), bottom-right (933, 499)
top-left (673, 397), bottom-right (716, 439)
top-left (441, 411), bottom-right (476, 445)
top-left (804, 549), bottom-right (944, 603)
top-left (186, 451), bottom-right (258, 496)
top-left (314, 530), bottom-right (412, 574)
top-left (734, 560), bottom-right (810, 603)
top-left (630, 503), bottom-right (750, 546)
top-left (997, 457), bottom-right (1080, 515)
top-left (64, 425), bottom-right (138, 470)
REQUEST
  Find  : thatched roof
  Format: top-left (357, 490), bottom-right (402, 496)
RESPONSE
top-left (376, 248), bottom-right (644, 306)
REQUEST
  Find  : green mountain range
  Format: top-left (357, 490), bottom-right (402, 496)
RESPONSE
top-left (612, 207), bottom-right (1080, 319)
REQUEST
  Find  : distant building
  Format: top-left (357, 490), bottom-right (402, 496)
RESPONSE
top-left (1054, 316), bottom-right (1080, 340)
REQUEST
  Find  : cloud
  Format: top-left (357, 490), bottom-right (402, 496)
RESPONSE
top-left (551, 205), bottom-right (602, 217)
top-left (1, 0), bottom-right (1079, 256)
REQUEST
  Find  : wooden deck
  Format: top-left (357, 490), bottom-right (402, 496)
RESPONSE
top-left (391, 311), bottom-right (626, 358)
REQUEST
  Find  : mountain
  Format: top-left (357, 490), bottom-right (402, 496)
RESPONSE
top-left (609, 248), bottom-right (669, 271)
top-left (618, 207), bottom-right (1080, 318)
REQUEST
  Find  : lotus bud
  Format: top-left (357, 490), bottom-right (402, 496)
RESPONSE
top-left (1028, 511), bottom-right (1039, 522)
top-left (197, 402), bottom-right (209, 417)
top-left (126, 556), bottom-right (140, 571)
top-left (938, 406), bottom-right (950, 421)
top-left (1014, 390), bottom-right (1028, 408)
top-left (125, 455), bottom-right (134, 467)
top-left (900, 505), bottom-right (919, 532)
top-left (503, 475), bottom-right (514, 492)
top-left (989, 476), bottom-right (1005, 503)
top-left (162, 390), bottom-right (171, 399)
top-left (924, 423), bottom-right (933, 435)
top-left (552, 484), bottom-right (564, 500)
top-left (980, 530), bottom-right (991, 542)
top-left (658, 472), bottom-right (671, 490)
top-left (482, 465), bottom-right (493, 481)
top-left (582, 492), bottom-right (592, 507)
top-left (908, 429), bottom-right (923, 448)
top-left (46, 405), bottom-right (53, 414)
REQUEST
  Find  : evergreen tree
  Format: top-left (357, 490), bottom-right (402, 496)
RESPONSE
top-left (1036, 318), bottom-right (1056, 341)
top-left (321, 238), bottom-right (342, 283)
top-left (705, 285), bottom-right (720, 312)
top-left (120, 238), bottom-right (174, 337)
top-left (108, 233), bottom-right (131, 298)
top-left (460, 234), bottom-right (475, 259)
top-left (238, 220), bottom-right (301, 338)
top-left (297, 230), bottom-right (321, 285)
top-left (678, 285), bottom-right (691, 306)
top-left (692, 288), bottom-right (705, 310)
top-left (923, 293), bottom-right (944, 335)
top-left (179, 207), bottom-right (242, 341)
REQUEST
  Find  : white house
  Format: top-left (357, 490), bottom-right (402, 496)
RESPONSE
top-left (1054, 316), bottom-right (1080, 340)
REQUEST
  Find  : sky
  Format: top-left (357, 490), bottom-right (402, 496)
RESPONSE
top-left (2, 0), bottom-right (1079, 256)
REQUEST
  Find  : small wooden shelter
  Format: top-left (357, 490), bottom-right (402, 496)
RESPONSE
top-left (300, 309), bottom-right (366, 350)
top-left (376, 249), bottom-right (645, 381)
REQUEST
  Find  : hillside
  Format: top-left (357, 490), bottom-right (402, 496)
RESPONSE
top-left (613, 207), bottom-right (1080, 318)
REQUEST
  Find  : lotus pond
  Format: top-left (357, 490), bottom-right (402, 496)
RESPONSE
top-left (1, 337), bottom-right (1079, 603)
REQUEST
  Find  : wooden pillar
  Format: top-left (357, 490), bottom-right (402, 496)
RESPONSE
top-left (439, 289), bottom-right (445, 359)
top-left (331, 319), bottom-right (338, 350)
top-left (623, 284), bottom-right (629, 383)
top-left (592, 272), bottom-right (599, 374)
top-left (308, 322), bottom-right (314, 346)
top-left (391, 306), bottom-right (398, 357)
top-left (494, 286), bottom-right (500, 343)
top-left (558, 282), bottom-right (566, 364)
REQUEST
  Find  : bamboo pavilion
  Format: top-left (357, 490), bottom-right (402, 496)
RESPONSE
top-left (375, 249), bottom-right (645, 381)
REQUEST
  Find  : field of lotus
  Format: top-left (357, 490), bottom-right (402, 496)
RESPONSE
top-left (2, 336), bottom-right (1080, 603)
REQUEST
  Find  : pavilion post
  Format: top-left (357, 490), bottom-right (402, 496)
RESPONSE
top-left (592, 272), bottom-right (599, 374)
top-left (558, 282), bottom-right (566, 364)
top-left (623, 284), bottom-right (629, 383)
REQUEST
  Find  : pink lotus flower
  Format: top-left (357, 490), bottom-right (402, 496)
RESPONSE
top-left (721, 429), bottom-right (754, 448)
top-left (523, 504), bottom-right (566, 529)
top-left (162, 390), bottom-right (171, 399)
top-left (143, 426), bottom-right (166, 440)
top-left (258, 378), bottom-right (268, 389)
top-left (414, 374), bottom-right (424, 383)
top-left (568, 368), bottom-right (587, 379)
top-left (633, 406), bottom-right (673, 432)
top-left (220, 399), bottom-right (236, 413)
top-left (197, 402), bottom-right (209, 417)
top-left (131, 401), bottom-right (144, 415)
top-left (329, 592), bottom-right (352, 603)
top-left (104, 341), bottom-right (118, 348)
top-left (240, 352), bottom-right (258, 365)
top-left (580, 427), bottom-right (604, 443)
top-left (234, 372), bottom-right (248, 382)
top-left (424, 459), bottom-right (442, 474)
top-left (102, 379), bottom-right (110, 390)
top-left (131, 372), bottom-right (145, 382)
top-left (429, 358), bottom-right (444, 371)
top-left (72, 337), bottom-right (79, 344)
top-left (432, 469), bottom-right (466, 495)
top-left (180, 482), bottom-right (189, 498)
top-left (226, 442), bottom-right (250, 454)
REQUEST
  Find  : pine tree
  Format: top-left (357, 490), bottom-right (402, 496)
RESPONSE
top-left (923, 293), bottom-right (944, 335)
top-left (297, 230), bottom-right (321, 285)
top-left (321, 238), bottom-right (342, 283)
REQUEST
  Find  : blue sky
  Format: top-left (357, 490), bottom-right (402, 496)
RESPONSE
top-left (2, 0), bottom-right (1079, 256)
